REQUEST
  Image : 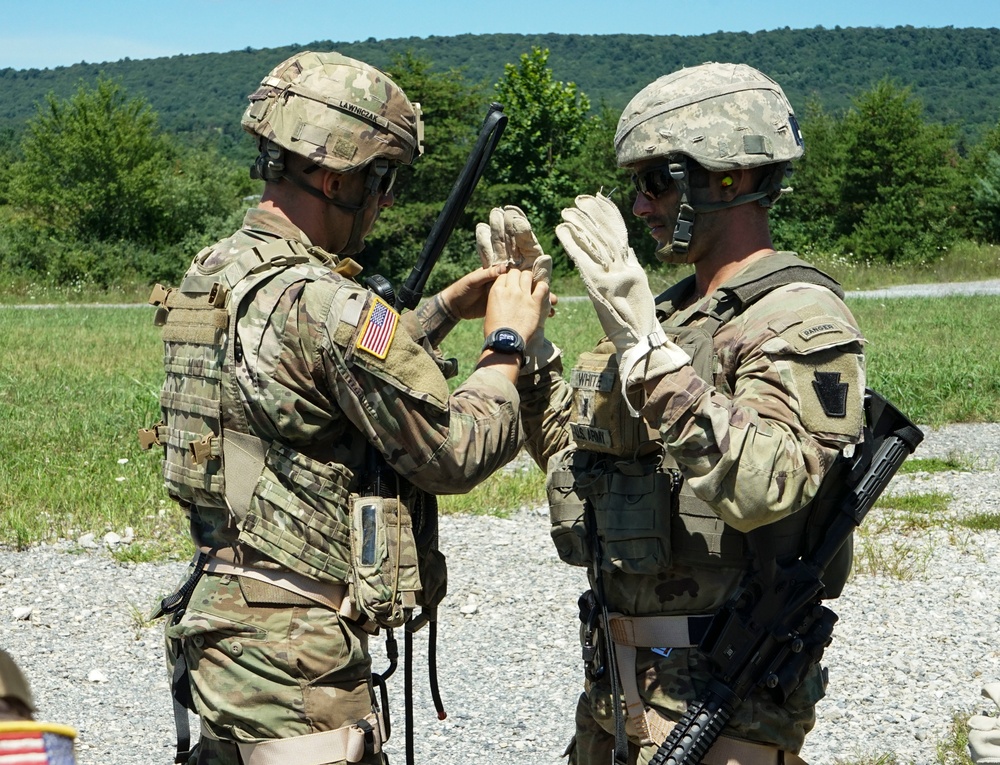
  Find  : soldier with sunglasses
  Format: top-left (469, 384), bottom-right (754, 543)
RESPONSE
top-left (144, 51), bottom-right (547, 765)
top-left (507, 62), bottom-right (867, 764)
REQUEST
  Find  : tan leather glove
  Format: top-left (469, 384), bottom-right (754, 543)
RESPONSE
top-left (969, 683), bottom-right (1000, 764)
top-left (476, 205), bottom-right (558, 375)
top-left (556, 193), bottom-right (690, 415)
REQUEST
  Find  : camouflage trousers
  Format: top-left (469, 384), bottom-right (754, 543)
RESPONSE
top-left (565, 644), bottom-right (825, 764)
top-left (164, 571), bottom-right (383, 765)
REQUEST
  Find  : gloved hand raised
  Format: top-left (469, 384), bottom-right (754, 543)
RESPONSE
top-left (476, 205), bottom-right (559, 375)
top-left (476, 205), bottom-right (551, 280)
top-left (556, 193), bottom-right (689, 415)
top-left (969, 684), bottom-right (1000, 764)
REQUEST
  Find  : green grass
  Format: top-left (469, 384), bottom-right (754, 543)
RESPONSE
top-left (437, 460), bottom-right (546, 517)
top-left (2, 251), bottom-right (999, 550)
top-left (936, 710), bottom-right (975, 765)
top-left (0, 306), bottom-right (189, 554)
top-left (958, 512), bottom-right (1000, 532)
top-left (800, 240), bottom-right (1000, 292)
top-left (0, 274), bottom-right (151, 305)
top-left (898, 456), bottom-right (974, 474)
top-left (847, 296), bottom-right (1000, 425)
top-left (874, 491), bottom-right (954, 532)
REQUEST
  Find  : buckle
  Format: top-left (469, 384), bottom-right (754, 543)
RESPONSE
top-left (148, 283), bottom-right (171, 307)
top-left (138, 422), bottom-right (164, 450)
top-left (188, 434), bottom-right (217, 465)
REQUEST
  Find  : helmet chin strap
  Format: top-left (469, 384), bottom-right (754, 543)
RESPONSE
top-left (251, 141), bottom-right (387, 255)
top-left (654, 159), bottom-right (782, 264)
top-left (278, 164), bottom-right (382, 255)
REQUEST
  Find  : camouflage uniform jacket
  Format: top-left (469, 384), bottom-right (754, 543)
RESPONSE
top-left (518, 252), bottom-right (866, 752)
top-left (177, 207), bottom-right (522, 556)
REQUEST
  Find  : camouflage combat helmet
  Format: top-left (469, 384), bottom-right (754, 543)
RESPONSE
top-left (0, 649), bottom-right (35, 717)
top-left (615, 62), bottom-right (804, 263)
top-left (241, 51), bottom-right (424, 255)
top-left (242, 50), bottom-right (423, 175)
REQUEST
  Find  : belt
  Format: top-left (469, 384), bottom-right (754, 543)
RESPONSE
top-left (606, 612), bottom-right (713, 743)
top-left (647, 712), bottom-right (808, 765)
top-left (201, 713), bottom-right (384, 765)
top-left (203, 559), bottom-right (363, 623)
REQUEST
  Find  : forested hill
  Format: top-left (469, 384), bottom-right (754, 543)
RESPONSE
top-left (2, 25), bottom-right (999, 147)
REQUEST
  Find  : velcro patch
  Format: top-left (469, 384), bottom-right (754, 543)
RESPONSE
top-left (799, 323), bottom-right (840, 341)
top-left (812, 371), bottom-right (849, 418)
top-left (783, 348), bottom-right (865, 438)
top-left (356, 296), bottom-right (399, 359)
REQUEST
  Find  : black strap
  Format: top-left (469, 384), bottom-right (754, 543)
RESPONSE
top-left (162, 552), bottom-right (209, 764)
top-left (170, 650), bottom-right (193, 763)
top-left (405, 628), bottom-right (415, 765)
top-left (585, 502), bottom-right (629, 765)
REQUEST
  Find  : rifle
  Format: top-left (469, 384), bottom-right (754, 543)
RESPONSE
top-left (361, 102), bottom-right (507, 765)
top-left (391, 102), bottom-right (507, 311)
top-left (649, 389), bottom-right (924, 765)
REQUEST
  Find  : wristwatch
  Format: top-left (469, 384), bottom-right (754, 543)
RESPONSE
top-left (482, 327), bottom-right (525, 367)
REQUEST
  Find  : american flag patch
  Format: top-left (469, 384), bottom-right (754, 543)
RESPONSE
top-left (0, 725), bottom-right (77, 765)
top-left (356, 296), bottom-right (399, 359)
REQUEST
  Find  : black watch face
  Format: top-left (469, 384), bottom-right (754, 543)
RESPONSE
top-left (485, 328), bottom-right (523, 355)
top-left (495, 329), bottom-right (518, 347)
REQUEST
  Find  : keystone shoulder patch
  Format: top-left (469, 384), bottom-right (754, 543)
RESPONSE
top-left (812, 371), bottom-right (849, 418)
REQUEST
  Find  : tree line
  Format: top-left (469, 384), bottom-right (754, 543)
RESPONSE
top-left (3, 27), bottom-right (1000, 149)
top-left (0, 47), bottom-right (998, 293)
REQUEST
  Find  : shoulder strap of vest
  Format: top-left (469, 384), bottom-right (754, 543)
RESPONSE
top-left (653, 273), bottom-right (697, 315)
top-left (716, 252), bottom-right (844, 323)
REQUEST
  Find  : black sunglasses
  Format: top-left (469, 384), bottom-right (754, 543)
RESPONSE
top-left (366, 158), bottom-right (398, 197)
top-left (631, 163), bottom-right (674, 200)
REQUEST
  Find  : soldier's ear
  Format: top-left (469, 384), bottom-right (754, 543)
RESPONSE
top-left (718, 169), bottom-right (747, 201)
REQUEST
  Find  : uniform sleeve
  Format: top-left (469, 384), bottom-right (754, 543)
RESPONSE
top-left (516, 356), bottom-right (575, 471)
top-left (319, 284), bottom-right (522, 495)
top-left (641, 284), bottom-right (866, 532)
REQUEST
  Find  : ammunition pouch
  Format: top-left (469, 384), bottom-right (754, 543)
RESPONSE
top-left (238, 442), bottom-right (355, 586)
top-left (547, 447), bottom-right (681, 576)
top-left (350, 495), bottom-right (421, 628)
top-left (569, 341), bottom-right (660, 457)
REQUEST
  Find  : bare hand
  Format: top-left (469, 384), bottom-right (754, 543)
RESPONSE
top-left (483, 267), bottom-right (549, 342)
top-left (437, 264), bottom-right (507, 320)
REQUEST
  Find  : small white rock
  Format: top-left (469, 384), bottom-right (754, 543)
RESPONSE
top-left (87, 669), bottom-right (109, 683)
top-left (460, 597), bottom-right (479, 615)
top-left (12, 606), bottom-right (32, 621)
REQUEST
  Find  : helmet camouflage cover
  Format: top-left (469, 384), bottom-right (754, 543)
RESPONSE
top-left (615, 61), bottom-right (803, 171)
top-left (241, 50), bottom-right (422, 173)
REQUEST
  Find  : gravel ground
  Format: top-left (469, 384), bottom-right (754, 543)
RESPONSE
top-left (3, 283), bottom-right (998, 764)
top-left (1, 421), bottom-right (999, 765)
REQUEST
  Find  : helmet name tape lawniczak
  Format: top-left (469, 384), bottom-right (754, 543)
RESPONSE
top-left (614, 62), bottom-right (803, 263)
top-left (242, 50), bottom-right (423, 175)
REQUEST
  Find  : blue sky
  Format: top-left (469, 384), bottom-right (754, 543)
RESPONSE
top-left (0, 0), bottom-right (996, 71)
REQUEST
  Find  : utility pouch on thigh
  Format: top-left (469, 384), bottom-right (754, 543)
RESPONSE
top-left (593, 466), bottom-right (678, 576)
top-left (350, 496), bottom-right (420, 629)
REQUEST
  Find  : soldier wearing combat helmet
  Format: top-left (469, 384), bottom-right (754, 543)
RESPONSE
top-left (143, 51), bottom-right (546, 765)
top-left (496, 62), bottom-right (866, 764)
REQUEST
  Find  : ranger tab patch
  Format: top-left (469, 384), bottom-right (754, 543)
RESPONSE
top-left (812, 371), bottom-right (849, 418)
top-left (356, 296), bottom-right (399, 359)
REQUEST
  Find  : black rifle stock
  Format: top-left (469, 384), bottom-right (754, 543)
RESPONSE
top-left (394, 102), bottom-right (507, 312)
top-left (649, 389), bottom-right (923, 765)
